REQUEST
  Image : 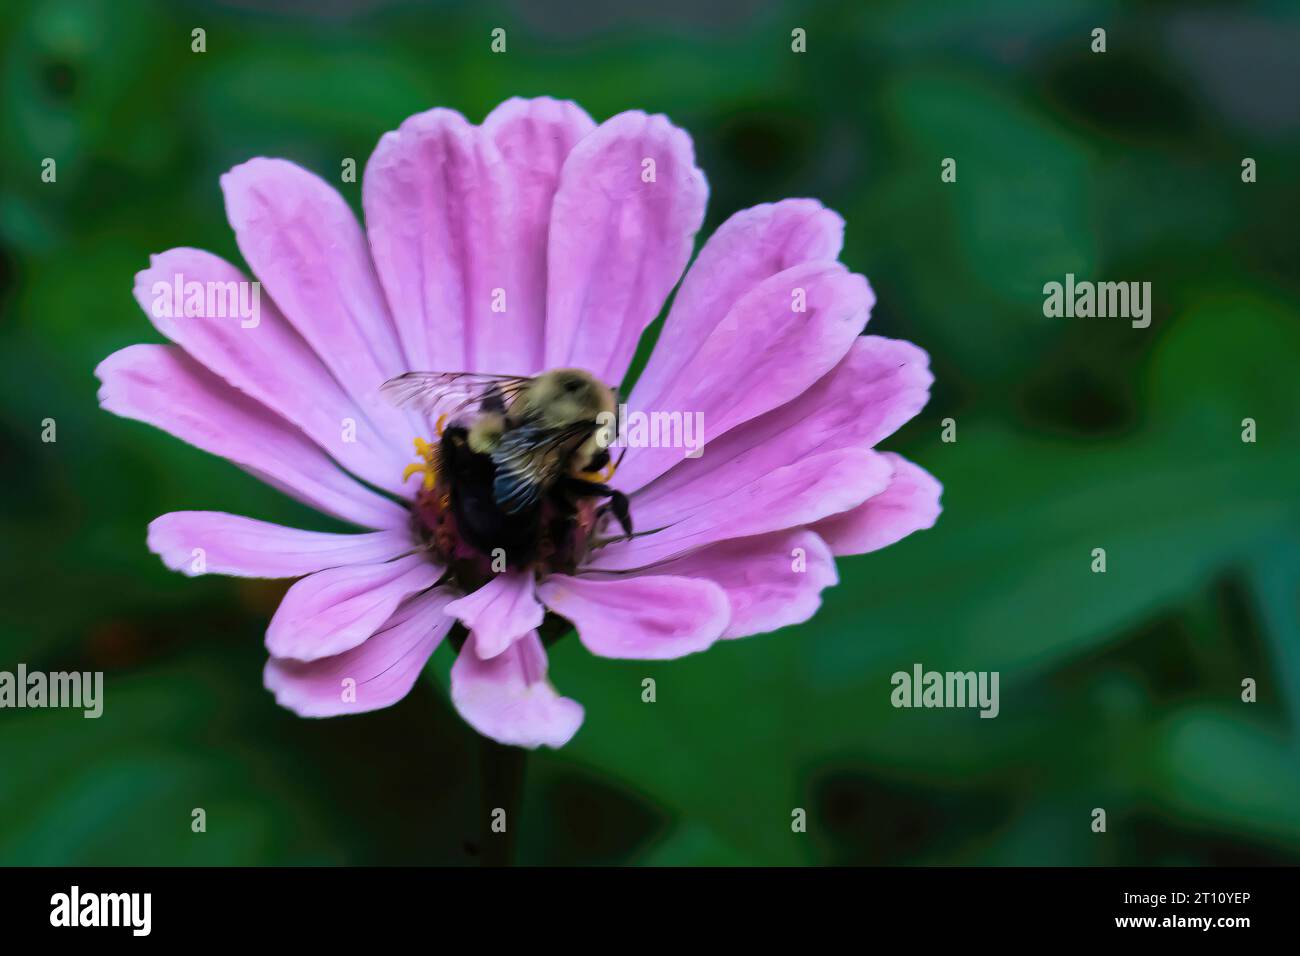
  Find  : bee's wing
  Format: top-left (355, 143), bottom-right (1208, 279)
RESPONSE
top-left (380, 371), bottom-right (534, 420)
top-left (491, 421), bottom-right (591, 514)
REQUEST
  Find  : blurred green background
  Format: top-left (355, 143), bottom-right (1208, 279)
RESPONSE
top-left (2, 0), bottom-right (1298, 865)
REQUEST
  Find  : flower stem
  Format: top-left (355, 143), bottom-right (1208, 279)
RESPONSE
top-left (539, 611), bottom-right (574, 648)
top-left (478, 735), bottom-right (527, 866)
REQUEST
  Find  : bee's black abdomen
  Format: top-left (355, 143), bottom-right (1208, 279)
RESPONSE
top-left (440, 426), bottom-right (541, 568)
top-left (434, 424), bottom-right (632, 575)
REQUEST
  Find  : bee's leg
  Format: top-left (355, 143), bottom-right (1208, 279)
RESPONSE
top-left (603, 490), bottom-right (633, 539)
top-left (583, 448), bottom-right (611, 474)
top-left (560, 476), bottom-right (632, 538)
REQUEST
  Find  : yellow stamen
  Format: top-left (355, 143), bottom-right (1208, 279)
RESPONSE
top-left (404, 436), bottom-right (439, 491)
top-left (435, 413), bottom-right (449, 436)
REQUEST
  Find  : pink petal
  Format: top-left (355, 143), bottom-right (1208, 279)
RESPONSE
top-left (363, 99), bottom-right (594, 375)
top-left (134, 248), bottom-right (407, 494)
top-left (613, 261), bottom-right (874, 493)
top-left (649, 530), bottom-right (838, 640)
top-left (813, 453), bottom-right (942, 555)
top-left (479, 97), bottom-right (597, 372)
top-left (629, 199), bottom-right (844, 413)
top-left (450, 630), bottom-right (583, 749)
top-left (265, 553), bottom-right (444, 662)
top-left (220, 158), bottom-right (415, 448)
top-left (543, 110), bottom-right (708, 384)
top-left (631, 336), bottom-right (932, 525)
top-left (588, 447), bottom-right (893, 571)
top-left (95, 344), bottom-right (405, 530)
top-left (443, 571), bottom-right (545, 660)
top-left (363, 109), bottom-right (476, 374)
top-left (537, 573), bottom-right (727, 659)
top-left (264, 586), bottom-right (457, 717)
top-left (147, 511), bottom-right (413, 578)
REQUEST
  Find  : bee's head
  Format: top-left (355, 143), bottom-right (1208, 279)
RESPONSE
top-left (519, 368), bottom-right (616, 427)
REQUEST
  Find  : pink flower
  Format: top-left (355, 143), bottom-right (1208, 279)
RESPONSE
top-left (96, 98), bottom-right (941, 749)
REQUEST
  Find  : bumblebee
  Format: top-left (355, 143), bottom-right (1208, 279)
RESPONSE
top-left (381, 369), bottom-right (632, 572)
